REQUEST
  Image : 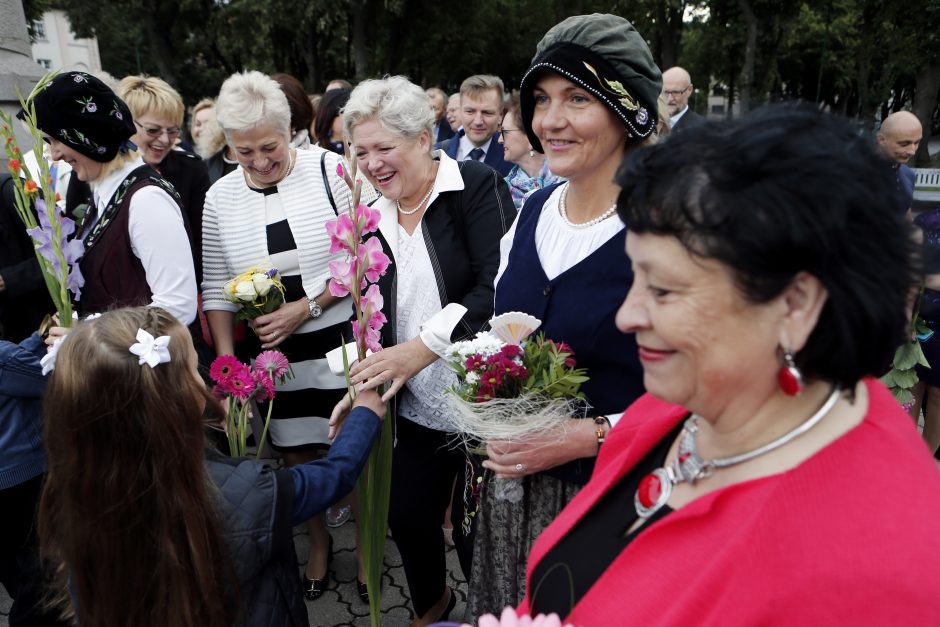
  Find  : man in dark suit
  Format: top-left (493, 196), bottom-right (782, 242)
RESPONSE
top-left (427, 87), bottom-right (454, 145)
top-left (663, 66), bottom-right (705, 131)
top-left (438, 75), bottom-right (512, 176)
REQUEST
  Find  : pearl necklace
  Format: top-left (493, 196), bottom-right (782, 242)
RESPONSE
top-left (558, 183), bottom-right (617, 228)
top-left (396, 178), bottom-right (435, 215)
top-left (634, 386), bottom-right (841, 520)
top-left (244, 148), bottom-right (295, 189)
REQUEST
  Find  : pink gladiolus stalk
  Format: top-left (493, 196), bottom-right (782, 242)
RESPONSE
top-left (325, 148), bottom-right (392, 627)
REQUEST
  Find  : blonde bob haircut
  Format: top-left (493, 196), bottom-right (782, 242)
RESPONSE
top-left (343, 76), bottom-right (435, 148)
top-left (117, 75), bottom-right (185, 127)
top-left (215, 71), bottom-right (291, 139)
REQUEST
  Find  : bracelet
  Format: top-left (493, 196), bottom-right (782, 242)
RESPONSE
top-left (594, 416), bottom-right (609, 454)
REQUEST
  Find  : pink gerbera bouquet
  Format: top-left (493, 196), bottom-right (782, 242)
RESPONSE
top-left (210, 350), bottom-right (291, 458)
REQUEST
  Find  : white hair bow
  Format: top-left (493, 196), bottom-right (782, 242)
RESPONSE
top-left (128, 328), bottom-right (172, 368)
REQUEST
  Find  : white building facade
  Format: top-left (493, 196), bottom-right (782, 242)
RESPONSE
top-left (30, 10), bottom-right (101, 73)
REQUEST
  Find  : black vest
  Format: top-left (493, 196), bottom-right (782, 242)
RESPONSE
top-left (205, 452), bottom-right (309, 627)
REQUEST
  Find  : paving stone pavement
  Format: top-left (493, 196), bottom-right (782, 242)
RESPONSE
top-left (0, 517), bottom-right (470, 627)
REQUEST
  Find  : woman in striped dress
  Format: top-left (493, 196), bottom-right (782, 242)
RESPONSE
top-left (202, 70), bottom-right (371, 602)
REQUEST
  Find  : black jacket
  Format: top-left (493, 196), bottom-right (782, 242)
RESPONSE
top-left (156, 150), bottom-right (211, 284)
top-left (206, 454), bottom-right (309, 627)
top-left (372, 158), bottom-right (516, 352)
top-left (0, 175), bottom-right (54, 341)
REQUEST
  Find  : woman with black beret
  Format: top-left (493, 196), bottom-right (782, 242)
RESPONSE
top-left (467, 13), bottom-right (659, 615)
top-left (29, 71), bottom-right (197, 325)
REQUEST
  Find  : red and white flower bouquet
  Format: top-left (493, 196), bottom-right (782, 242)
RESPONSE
top-left (445, 312), bottom-right (589, 501)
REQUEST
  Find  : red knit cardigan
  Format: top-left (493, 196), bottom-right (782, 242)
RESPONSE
top-left (518, 378), bottom-right (940, 626)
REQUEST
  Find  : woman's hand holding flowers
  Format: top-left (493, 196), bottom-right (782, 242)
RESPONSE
top-left (349, 336), bottom-right (438, 402)
top-left (251, 299), bottom-right (309, 349)
top-left (483, 418), bottom-right (598, 478)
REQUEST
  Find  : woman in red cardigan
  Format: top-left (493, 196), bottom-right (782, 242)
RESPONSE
top-left (516, 104), bottom-right (940, 625)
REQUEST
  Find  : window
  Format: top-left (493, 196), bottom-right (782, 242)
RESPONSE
top-left (37, 59), bottom-right (52, 70)
top-left (33, 20), bottom-right (46, 40)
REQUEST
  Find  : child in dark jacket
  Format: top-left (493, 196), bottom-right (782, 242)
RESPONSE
top-left (0, 332), bottom-right (67, 626)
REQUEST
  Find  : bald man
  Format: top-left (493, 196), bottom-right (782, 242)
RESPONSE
top-left (662, 66), bottom-right (704, 130)
top-left (877, 111), bottom-right (923, 165)
top-left (877, 112), bottom-right (922, 217)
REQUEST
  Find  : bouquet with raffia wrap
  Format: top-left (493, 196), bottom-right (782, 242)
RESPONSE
top-left (222, 265), bottom-right (286, 322)
top-left (0, 72), bottom-right (84, 327)
top-left (445, 312), bottom-right (588, 502)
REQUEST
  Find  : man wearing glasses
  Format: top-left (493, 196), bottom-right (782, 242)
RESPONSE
top-left (662, 67), bottom-right (704, 130)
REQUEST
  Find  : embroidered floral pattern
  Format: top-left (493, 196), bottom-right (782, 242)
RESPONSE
top-left (76, 96), bottom-right (97, 114)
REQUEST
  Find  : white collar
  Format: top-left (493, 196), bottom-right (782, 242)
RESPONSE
top-left (669, 106), bottom-right (689, 128)
top-left (89, 155), bottom-right (145, 208)
top-left (458, 133), bottom-right (493, 161)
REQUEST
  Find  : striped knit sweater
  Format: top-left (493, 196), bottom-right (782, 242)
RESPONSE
top-left (202, 147), bottom-right (365, 311)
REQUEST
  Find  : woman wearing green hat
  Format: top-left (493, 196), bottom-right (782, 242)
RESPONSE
top-left (467, 13), bottom-right (661, 616)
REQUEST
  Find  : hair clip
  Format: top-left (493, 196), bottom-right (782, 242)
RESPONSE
top-left (128, 328), bottom-right (171, 368)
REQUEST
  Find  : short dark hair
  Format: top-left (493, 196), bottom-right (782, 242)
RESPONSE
top-left (315, 88), bottom-right (352, 151)
top-left (615, 103), bottom-right (918, 391)
top-left (272, 73), bottom-right (314, 136)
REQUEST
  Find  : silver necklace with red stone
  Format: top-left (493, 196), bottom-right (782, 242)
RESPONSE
top-left (634, 386), bottom-right (841, 519)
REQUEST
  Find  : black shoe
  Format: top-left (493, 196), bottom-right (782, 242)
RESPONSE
top-left (357, 579), bottom-right (369, 604)
top-left (303, 536), bottom-right (334, 601)
top-left (439, 587), bottom-right (456, 621)
top-left (303, 571), bottom-right (330, 601)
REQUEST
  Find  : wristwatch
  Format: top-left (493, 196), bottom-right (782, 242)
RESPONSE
top-left (594, 416), bottom-right (610, 453)
top-left (307, 297), bottom-right (323, 319)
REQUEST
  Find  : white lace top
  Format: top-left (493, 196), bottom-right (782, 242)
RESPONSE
top-left (395, 222), bottom-right (459, 431)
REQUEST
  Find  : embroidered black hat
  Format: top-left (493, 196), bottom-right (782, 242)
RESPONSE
top-left (519, 14), bottom-right (662, 152)
top-left (22, 71), bottom-right (137, 163)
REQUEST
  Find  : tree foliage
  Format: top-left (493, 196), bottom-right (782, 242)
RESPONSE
top-left (53, 0), bottom-right (939, 162)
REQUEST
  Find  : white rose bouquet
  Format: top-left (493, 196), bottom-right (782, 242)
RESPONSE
top-left (222, 266), bottom-right (287, 321)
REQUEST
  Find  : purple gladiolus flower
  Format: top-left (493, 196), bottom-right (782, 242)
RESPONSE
top-left (26, 199), bottom-right (85, 298)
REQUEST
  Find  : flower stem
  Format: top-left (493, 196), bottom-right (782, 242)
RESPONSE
top-left (255, 400), bottom-right (274, 460)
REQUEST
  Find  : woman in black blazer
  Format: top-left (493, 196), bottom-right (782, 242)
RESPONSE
top-left (333, 75), bottom-right (515, 626)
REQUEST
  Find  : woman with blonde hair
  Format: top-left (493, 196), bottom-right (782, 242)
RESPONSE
top-left (190, 97), bottom-right (215, 142)
top-left (30, 71), bottom-right (197, 324)
top-left (38, 306), bottom-right (384, 627)
top-left (118, 75), bottom-right (211, 280)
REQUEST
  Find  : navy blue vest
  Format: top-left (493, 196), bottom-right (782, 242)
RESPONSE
top-left (495, 184), bottom-right (645, 484)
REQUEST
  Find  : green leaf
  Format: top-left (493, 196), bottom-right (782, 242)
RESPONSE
top-left (892, 387), bottom-right (914, 405)
top-left (894, 342), bottom-right (920, 370)
top-left (892, 368), bottom-right (919, 389)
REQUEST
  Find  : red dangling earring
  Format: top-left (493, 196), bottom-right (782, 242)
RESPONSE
top-left (777, 349), bottom-right (804, 396)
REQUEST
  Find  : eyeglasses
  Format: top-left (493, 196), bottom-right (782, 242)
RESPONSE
top-left (135, 120), bottom-right (181, 139)
top-left (663, 86), bottom-right (691, 97)
top-left (499, 127), bottom-right (523, 135)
